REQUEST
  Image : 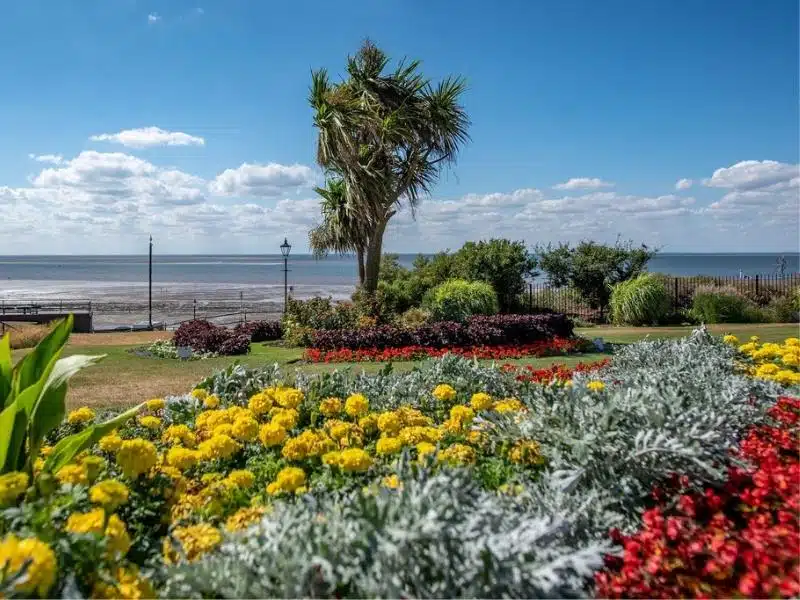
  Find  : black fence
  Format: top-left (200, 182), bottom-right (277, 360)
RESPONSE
top-left (524, 273), bottom-right (800, 323)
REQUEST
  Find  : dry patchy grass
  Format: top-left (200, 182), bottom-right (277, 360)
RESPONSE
top-left (69, 331), bottom-right (170, 347)
top-left (4, 323), bottom-right (51, 349)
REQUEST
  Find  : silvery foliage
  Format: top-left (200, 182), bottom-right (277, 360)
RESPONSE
top-left (196, 362), bottom-right (283, 402)
top-left (162, 463), bottom-right (610, 599)
top-left (483, 327), bottom-right (782, 530)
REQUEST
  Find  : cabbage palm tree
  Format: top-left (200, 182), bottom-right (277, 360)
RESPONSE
top-left (309, 40), bottom-right (470, 293)
top-left (308, 177), bottom-right (369, 285)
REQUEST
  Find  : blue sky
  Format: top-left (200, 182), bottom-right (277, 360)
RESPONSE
top-left (1, 0), bottom-right (798, 254)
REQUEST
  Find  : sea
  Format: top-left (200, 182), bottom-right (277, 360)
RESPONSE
top-left (0, 253), bottom-right (797, 328)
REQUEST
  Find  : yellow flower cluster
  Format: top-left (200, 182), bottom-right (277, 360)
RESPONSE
top-left (266, 467), bottom-right (306, 495)
top-left (145, 397), bottom-right (165, 412)
top-left (116, 439), bottom-right (158, 479)
top-left (586, 380), bottom-right (606, 392)
top-left (508, 440), bottom-right (545, 466)
top-left (89, 480), bottom-right (130, 511)
top-left (432, 384), bottom-right (457, 402)
top-left (0, 535), bottom-right (57, 596)
top-left (729, 336), bottom-right (800, 386)
top-left (91, 566), bottom-right (155, 600)
top-left (225, 506), bottom-right (267, 531)
top-left (138, 415), bottom-right (162, 430)
top-left (67, 406), bottom-right (96, 425)
top-left (345, 393), bottom-right (369, 417)
top-left (163, 523), bottom-right (222, 563)
top-left (0, 472), bottom-right (29, 505)
top-left (66, 509), bottom-right (131, 556)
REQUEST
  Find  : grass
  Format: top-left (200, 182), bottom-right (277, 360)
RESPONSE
top-left (11, 322), bottom-right (799, 409)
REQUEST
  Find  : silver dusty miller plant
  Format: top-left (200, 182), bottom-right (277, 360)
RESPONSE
top-left (162, 465), bottom-right (610, 599)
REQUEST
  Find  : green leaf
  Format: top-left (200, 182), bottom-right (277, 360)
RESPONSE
top-left (0, 400), bottom-right (19, 472)
top-left (44, 402), bottom-right (145, 473)
top-left (0, 334), bottom-right (11, 408)
top-left (12, 316), bottom-right (73, 396)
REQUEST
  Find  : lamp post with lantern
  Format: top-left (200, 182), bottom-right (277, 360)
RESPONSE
top-left (280, 238), bottom-right (291, 313)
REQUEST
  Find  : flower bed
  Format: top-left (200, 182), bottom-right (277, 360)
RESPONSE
top-left (1, 328), bottom-right (798, 598)
top-left (303, 336), bottom-right (588, 363)
top-left (501, 358), bottom-right (610, 383)
top-left (309, 313), bottom-right (574, 350)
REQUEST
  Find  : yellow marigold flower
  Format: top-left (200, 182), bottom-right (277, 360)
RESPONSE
top-left (738, 342), bottom-right (758, 354)
top-left (116, 439), bottom-right (158, 479)
top-left (0, 472), bottom-right (28, 505)
top-left (165, 447), bottom-right (199, 471)
top-left (377, 412), bottom-right (402, 436)
top-left (322, 450), bottom-right (341, 466)
top-left (212, 424), bottom-right (234, 437)
top-left (258, 422), bottom-right (288, 447)
top-left (0, 535), bottom-right (57, 597)
top-left (750, 336), bottom-right (760, 342)
top-left (266, 467), bottom-right (306, 495)
top-left (586, 380), bottom-right (606, 392)
top-left (327, 421), bottom-right (352, 442)
top-left (358, 413), bottom-right (378, 434)
top-left (382, 474), bottom-right (402, 490)
top-left (466, 430), bottom-right (485, 446)
top-left (338, 448), bottom-right (372, 472)
top-left (492, 398), bottom-right (524, 413)
top-left (774, 370), bottom-right (800, 386)
top-left (203, 394), bottom-right (220, 409)
top-left (197, 435), bottom-right (239, 461)
top-left (432, 384), bottom-right (457, 402)
top-left (782, 351), bottom-right (800, 367)
top-left (785, 337), bottom-right (800, 347)
top-left (99, 432), bottom-right (124, 453)
top-left (450, 405), bottom-right (475, 427)
top-left (56, 464), bottom-right (88, 486)
top-left (225, 506), bottom-right (266, 531)
top-left (66, 509), bottom-right (131, 556)
top-left (276, 388), bottom-right (303, 409)
top-left (498, 483), bottom-right (524, 496)
top-left (67, 406), bottom-right (95, 425)
top-left (281, 431), bottom-right (315, 461)
top-left (81, 455), bottom-right (105, 482)
top-left (416, 441), bottom-right (436, 459)
top-left (722, 334), bottom-right (739, 345)
top-left (756, 363), bottom-right (780, 377)
top-left (162, 424), bottom-right (197, 448)
top-left (225, 469), bottom-right (256, 490)
top-left (396, 406), bottom-right (431, 427)
top-left (376, 436), bottom-right (403, 455)
top-left (231, 416), bottom-right (259, 442)
top-left (438, 443), bottom-right (476, 466)
top-left (145, 397), bottom-right (165, 412)
top-left (470, 392), bottom-right (493, 411)
top-left (509, 440), bottom-right (545, 466)
top-left (270, 408), bottom-right (299, 430)
top-left (344, 393), bottom-right (369, 418)
top-left (248, 391), bottom-right (273, 416)
top-left (164, 524), bottom-right (222, 563)
top-left (398, 426), bottom-right (443, 446)
top-left (191, 388), bottom-right (208, 400)
top-left (91, 566), bottom-right (155, 600)
top-left (89, 480), bottom-right (129, 511)
top-left (319, 397), bottom-right (342, 417)
top-left (138, 415), bottom-right (162, 431)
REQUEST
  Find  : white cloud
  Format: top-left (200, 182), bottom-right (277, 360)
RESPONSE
top-left (90, 127), bottom-right (204, 149)
top-left (147, 13), bottom-right (161, 23)
top-left (552, 177), bottom-right (615, 191)
top-left (28, 153), bottom-right (64, 165)
top-left (210, 163), bottom-right (317, 198)
top-left (675, 178), bottom-right (693, 190)
top-left (703, 159), bottom-right (799, 191)
top-left (196, 7), bottom-right (205, 15)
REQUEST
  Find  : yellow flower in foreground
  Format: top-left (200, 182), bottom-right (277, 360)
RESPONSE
top-left (164, 524), bottom-right (222, 564)
top-left (225, 506), bottom-right (266, 531)
top-left (399, 426), bottom-right (442, 446)
top-left (203, 394), bottom-right (220, 409)
top-left (162, 424), bottom-right (197, 448)
top-left (358, 413), bottom-right (378, 434)
top-left (67, 406), bottom-right (95, 425)
top-left (319, 397), bottom-right (342, 417)
top-left (785, 337), bottom-right (800, 347)
top-left (266, 467), bottom-right (306, 495)
top-left (276, 388), bottom-right (304, 409)
top-left (89, 480), bottom-right (130, 511)
top-left (225, 469), bottom-right (255, 490)
top-left (376, 436), bottom-right (403, 455)
top-left (99, 432), bottom-right (124, 453)
top-left (470, 392), bottom-right (493, 411)
top-left (191, 388), bottom-right (208, 401)
top-left (198, 435), bottom-right (239, 461)
top-left (586, 380), bottom-right (606, 392)
top-left (432, 384), bottom-right (457, 402)
top-left (756, 363), bottom-right (780, 377)
top-left (773, 370), bottom-right (800, 386)
top-left (165, 447), bottom-right (199, 471)
top-left (438, 443), bottom-right (476, 466)
top-left (91, 566), bottom-right (155, 600)
top-left (231, 416), bottom-right (259, 442)
top-left (270, 408), bottom-right (299, 430)
top-left (56, 464), bottom-right (88, 486)
top-left (116, 439), bottom-right (158, 479)
top-left (377, 412), bottom-right (402, 436)
top-left (722, 334), bottom-right (739, 345)
top-left (338, 448), bottom-right (373, 472)
top-left (416, 442), bottom-right (436, 459)
top-left (66, 509), bottom-right (131, 556)
top-left (0, 535), bottom-right (57, 597)
top-left (492, 398), bottom-right (524, 413)
top-left (145, 397), bottom-right (165, 412)
top-left (382, 474), bottom-right (402, 490)
top-left (0, 472), bottom-right (29, 505)
top-left (138, 415), bottom-right (162, 431)
top-left (344, 393), bottom-right (369, 418)
top-left (248, 391), bottom-right (273, 417)
top-left (509, 440), bottom-right (545, 466)
top-left (258, 422), bottom-right (288, 447)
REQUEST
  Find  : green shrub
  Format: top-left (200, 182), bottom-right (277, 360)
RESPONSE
top-left (283, 297), bottom-right (359, 333)
top-left (424, 279), bottom-right (499, 323)
top-left (765, 295), bottom-right (799, 323)
top-left (689, 285), bottom-right (764, 324)
top-left (397, 307), bottom-right (432, 329)
top-left (609, 273), bottom-right (671, 326)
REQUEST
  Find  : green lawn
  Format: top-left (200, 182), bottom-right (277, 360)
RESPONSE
top-left (13, 322), bottom-right (798, 409)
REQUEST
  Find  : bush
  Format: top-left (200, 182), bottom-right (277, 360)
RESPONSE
top-left (172, 320), bottom-right (250, 355)
top-left (234, 320), bottom-right (283, 342)
top-left (309, 313), bottom-right (574, 350)
top-left (609, 273), bottom-right (671, 325)
top-left (690, 285), bottom-right (764, 323)
top-left (424, 279), bottom-right (499, 323)
top-left (766, 295), bottom-right (800, 323)
top-left (283, 297), bottom-right (360, 331)
top-left (398, 307), bottom-right (431, 329)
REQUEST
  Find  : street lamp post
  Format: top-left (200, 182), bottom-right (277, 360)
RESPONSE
top-left (280, 238), bottom-right (292, 313)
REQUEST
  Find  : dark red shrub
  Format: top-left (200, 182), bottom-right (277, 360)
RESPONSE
top-left (217, 333), bottom-right (251, 356)
top-left (595, 396), bottom-right (800, 599)
top-left (172, 319), bottom-right (251, 356)
top-left (234, 320), bottom-right (283, 342)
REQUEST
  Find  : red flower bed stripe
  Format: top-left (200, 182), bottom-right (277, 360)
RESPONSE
top-left (500, 359), bottom-right (610, 383)
top-left (303, 337), bottom-right (585, 363)
top-left (596, 396), bottom-right (800, 599)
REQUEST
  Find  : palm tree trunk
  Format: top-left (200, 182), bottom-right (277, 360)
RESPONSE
top-left (356, 247), bottom-right (366, 286)
top-left (363, 219), bottom-right (388, 294)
